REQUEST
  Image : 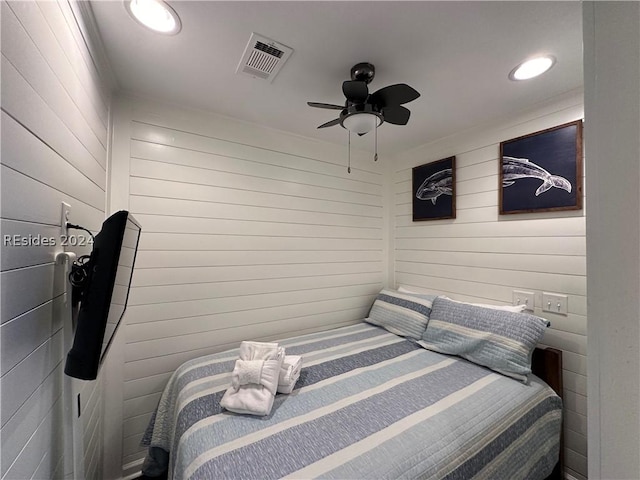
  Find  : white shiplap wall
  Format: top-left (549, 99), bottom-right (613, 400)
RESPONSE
top-left (584, 3), bottom-right (640, 478)
top-left (392, 90), bottom-right (587, 480)
top-left (1, 1), bottom-right (112, 478)
top-left (112, 97), bottom-right (387, 474)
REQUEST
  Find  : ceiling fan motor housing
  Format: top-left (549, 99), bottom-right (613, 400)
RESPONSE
top-left (350, 62), bottom-right (375, 84)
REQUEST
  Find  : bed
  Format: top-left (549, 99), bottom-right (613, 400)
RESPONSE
top-left (141, 292), bottom-right (563, 480)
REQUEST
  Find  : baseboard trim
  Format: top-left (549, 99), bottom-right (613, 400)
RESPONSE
top-left (122, 458), bottom-right (144, 480)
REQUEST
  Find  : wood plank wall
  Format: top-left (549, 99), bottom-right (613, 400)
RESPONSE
top-left (0, 1), bottom-right (112, 478)
top-left (114, 98), bottom-right (387, 474)
top-left (392, 90), bottom-right (587, 480)
top-left (0, 4), bottom-right (590, 478)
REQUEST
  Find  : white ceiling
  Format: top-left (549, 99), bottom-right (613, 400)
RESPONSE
top-left (90, 1), bottom-right (583, 155)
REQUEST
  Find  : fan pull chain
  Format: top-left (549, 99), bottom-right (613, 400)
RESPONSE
top-left (348, 131), bottom-right (351, 174)
top-left (374, 125), bottom-right (378, 162)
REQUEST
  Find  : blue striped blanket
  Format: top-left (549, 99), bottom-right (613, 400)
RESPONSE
top-left (141, 323), bottom-right (561, 479)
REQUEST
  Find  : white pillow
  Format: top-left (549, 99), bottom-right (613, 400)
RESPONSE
top-left (397, 287), bottom-right (526, 313)
top-left (443, 296), bottom-right (527, 313)
top-left (397, 285), bottom-right (440, 296)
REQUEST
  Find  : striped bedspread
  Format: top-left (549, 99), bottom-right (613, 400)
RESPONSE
top-left (141, 323), bottom-right (562, 480)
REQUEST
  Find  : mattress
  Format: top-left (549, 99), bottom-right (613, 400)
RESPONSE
top-left (141, 323), bottom-right (562, 480)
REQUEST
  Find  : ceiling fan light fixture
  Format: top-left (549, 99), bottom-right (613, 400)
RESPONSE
top-left (309, 63), bottom-right (418, 173)
top-left (125, 0), bottom-right (181, 35)
top-left (342, 113), bottom-right (381, 134)
top-left (509, 55), bottom-right (556, 81)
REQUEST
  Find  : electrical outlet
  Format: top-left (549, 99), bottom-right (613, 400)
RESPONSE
top-left (513, 290), bottom-right (535, 311)
top-left (542, 292), bottom-right (568, 315)
top-left (60, 202), bottom-right (71, 241)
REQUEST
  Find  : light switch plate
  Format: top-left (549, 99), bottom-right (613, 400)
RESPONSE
top-left (542, 292), bottom-right (568, 315)
top-left (513, 290), bottom-right (535, 311)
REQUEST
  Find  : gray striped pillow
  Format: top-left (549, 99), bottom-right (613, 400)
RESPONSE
top-left (365, 289), bottom-right (437, 339)
top-left (419, 296), bottom-right (549, 382)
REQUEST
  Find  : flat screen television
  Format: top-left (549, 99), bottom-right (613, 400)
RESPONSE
top-left (64, 210), bottom-right (141, 380)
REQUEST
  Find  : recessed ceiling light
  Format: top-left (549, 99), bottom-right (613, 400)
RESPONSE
top-left (509, 55), bottom-right (556, 81)
top-left (125, 0), bottom-right (181, 35)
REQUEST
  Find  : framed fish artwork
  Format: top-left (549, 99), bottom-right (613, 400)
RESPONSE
top-left (500, 120), bottom-right (583, 214)
top-left (412, 156), bottom-right (456, 221)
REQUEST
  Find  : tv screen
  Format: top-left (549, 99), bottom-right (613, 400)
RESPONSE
top-left (64, 211), bottom-right (141, 380)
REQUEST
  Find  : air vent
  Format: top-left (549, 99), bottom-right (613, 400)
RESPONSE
top-left (236, 33), bottom-right (293, 82)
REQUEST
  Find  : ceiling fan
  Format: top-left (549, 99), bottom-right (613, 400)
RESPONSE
top-left (307, 62), bottom-right (420, 136)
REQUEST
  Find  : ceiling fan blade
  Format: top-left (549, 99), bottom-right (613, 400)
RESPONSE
top-left (317, 118), bottom-right (342, 129)
top-left (342, 80), bottom-right (369, 103)
top-left (383, 105), bottom-right (411, 125)
top-left (307, 102), bottom-right (344, 110)
top-left (370, 84), bottom-right (420, 107)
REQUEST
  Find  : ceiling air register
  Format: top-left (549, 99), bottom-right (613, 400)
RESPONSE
top-left (236, 33), bottom-right (293, 82)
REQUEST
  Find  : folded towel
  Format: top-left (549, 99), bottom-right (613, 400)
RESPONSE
top-left (231, 359), bottom-right (264, 387)
top-left (277, 355), bottom-right (303, 394)
top-left (231, 358), bottom-right (281, 394)
top-left (220, 384), bottom-right (276, 416)
top-left (222, 342), bottom-right (285, 416)
top-left (239, 341), bottom-right (282, 361)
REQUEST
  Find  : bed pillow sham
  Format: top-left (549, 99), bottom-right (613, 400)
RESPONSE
top-left (365, 289), bottom-right (437, 340)
top-left (419, 296), bottom-right (549, 382)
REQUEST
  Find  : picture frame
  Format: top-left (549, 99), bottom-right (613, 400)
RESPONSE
top-left (412, 156), bottom-right (456, 221)
top-left (499, 120), bottom-right (583, 215)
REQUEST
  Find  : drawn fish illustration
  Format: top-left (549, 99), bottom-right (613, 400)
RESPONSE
top-left (415, 168), bottom-right (453, 205)
top-left (502, 156), bottom-right (572, 196)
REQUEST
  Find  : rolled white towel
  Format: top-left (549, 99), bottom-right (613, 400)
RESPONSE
top-left (231, 358), bottom-right (281, 395)
top-left (277, 355), bottom-right (303, 394)
top-left (231, 359), bottom-right (263, 388)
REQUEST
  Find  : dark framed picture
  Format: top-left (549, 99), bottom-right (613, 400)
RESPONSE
top-left (412, 156), bottom-right (456, 221)
top-left (500, 120), bottom-right (583, 215)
